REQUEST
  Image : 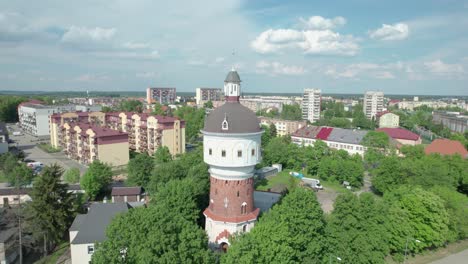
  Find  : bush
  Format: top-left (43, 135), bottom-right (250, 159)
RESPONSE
top-left (37, 143), bottom-right (61, 153)
top-left (63, 168), bottom-right (80, 183)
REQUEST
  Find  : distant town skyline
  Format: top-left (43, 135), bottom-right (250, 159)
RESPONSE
top-left (0, 0), bottom-right (467, 95)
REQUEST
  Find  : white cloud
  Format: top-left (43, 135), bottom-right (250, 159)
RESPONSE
top-left (369, 23), bottom-right (409, 41)
top-left (123, 42), bottom-right (150, 49)
top-left (299, 16), bottom-right (346, 30)
top-left (61, 26), bottom-right (116, 43)
top-left (215, 57), bottom-right (225, 63)
top-left (256, 61), bottom-right (306, 76)
top-left (424, 60), bottom-right (464, 75)
top-left (325, 63), bottom-right (397, 79)
top-left (75, 74), bottom-right (110, 82)
top-left (251, 28), bottom-right (358, 55)
top-left (136, 72), bottom-right (159, 78)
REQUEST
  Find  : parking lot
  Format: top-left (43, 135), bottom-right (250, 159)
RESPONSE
top-left (8, 123), bottom-right (88, 175)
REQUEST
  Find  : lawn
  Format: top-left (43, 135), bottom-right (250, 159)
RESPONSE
top-left (34, 241), bottom-right (69, 264)
top-left (255, 169), bottom-right (300, 192)
top-left (37, 143), bottom-right (61, 153)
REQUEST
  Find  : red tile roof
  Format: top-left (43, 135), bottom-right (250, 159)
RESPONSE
top-left (292, 126), bottom-right (321, 138)
top-left (377, 128), bottom-right (420, 141)
top-left (316, 127), bottom-right (333, 140)
top-left (425, 139), bottom-right (468, 157)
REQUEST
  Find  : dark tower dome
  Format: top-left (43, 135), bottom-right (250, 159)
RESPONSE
top-left (224, 70), bottom-right (241, 83)
top-left (203, 103), bottom-right (261, 134)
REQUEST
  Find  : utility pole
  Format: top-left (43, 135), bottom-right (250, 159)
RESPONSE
top-left (16, 173), bottom-right (23, 264)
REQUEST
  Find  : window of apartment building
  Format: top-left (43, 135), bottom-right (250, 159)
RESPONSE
top-left (88, 245), bottom-right (94, 254)
top-left (237, 150), bottom-right (242, 157)
top-left (209, 148), bottom-right (212, 155)
top-left (221, 150), bottom-right (226, 157)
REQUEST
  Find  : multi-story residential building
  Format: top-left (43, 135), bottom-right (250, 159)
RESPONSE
top-left (18, 102), bottom-right (76, 136)
top-left (292, 126), bottom-right (368, 156)
top-left (259, 117), bottom-right (307, 136)
top-left (146, 87), bottom-right (176, 104)
top-left (301, 89), bottom-right (321, 123)
top-left (50, 111), bottom-right (185, 157)
top-left (195, 88), bottom-right (222, 106)
top-left (377, 111), bottom-right (400, 128)
top-left (238, 96), bottom-right (301, 113)
top-left (363, 91), bottom-right (384, 120)
top-left (52, 122), bottom-right (129, 167)
top-left (397, 100), bottom-right (449, 111)
top-left (432, 111), bottom-right (467, 134)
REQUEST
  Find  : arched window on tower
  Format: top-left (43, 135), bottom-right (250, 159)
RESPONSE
top-left (241, 202), bottom-right (247, 214)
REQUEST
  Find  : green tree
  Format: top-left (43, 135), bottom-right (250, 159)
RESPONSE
top-left (154, 146), bottom-right (172, 164)
top-left (280, 104), bottom-right (302, 120)
top-left (362, 131), bottom-right (389, 149)
top-left (325, 193), bottom-right (390, 263)
top-left (0, 95), bottom-right (27, 122)
top-left (203, 100), bottom-right (213, 108)
top-left (63, 168), bottom-right (81, 184)
top-left (92, 178), bottom-right (214, 263)
top-left (431, 186), bottom-right (468, 241)
top-left (10, 163), bottom-right (34, 187)
top-left (118, 100), bottom-right (143, 113)
top-left (269, 123), bottom-right (277, 137)
top-left (173, 106), bottom-right (205, 143)
top-left (262, 136), bottom-right (291, 167)
top-left (80, 160), bottom-right (113, 200)
top-left (152, 103), bottom-right (165, 115)
top-left (261, 124), bottom-right (271, 148)
top-left (385, 186), bottom-right (450, 255)
top-left (400, 145), bottom-right (425, 159)
top-left (223, 188), bottom-right (325, 263)
top-left (127, 153), bottom-right (154, 187)
top-left (371, 156), bottom-right (407, 194)
top-left (27, 164), bottom-right (75, 253)
top-left (101, 106), bottom-right (113, 113)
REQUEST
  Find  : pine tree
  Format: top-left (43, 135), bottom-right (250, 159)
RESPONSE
top-left (28, 164), bottom-right (76, 253)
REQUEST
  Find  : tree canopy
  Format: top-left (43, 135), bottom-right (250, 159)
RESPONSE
top-left (63, 167), bottom-right (81, 184)
top-left (80, 160), bottom-right (113, 200)
top-left (117, 99), bottom-right (143, 113)
top-left (127, 153), bottom-right (155, 187)
top-left (223, 188), bottom-right (325, 263)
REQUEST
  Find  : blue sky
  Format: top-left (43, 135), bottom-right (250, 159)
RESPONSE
top-left (0, 0), bottom-right (467, 95)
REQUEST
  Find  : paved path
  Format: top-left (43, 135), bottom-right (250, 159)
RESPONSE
top-left (430, 249), bottom-right (468, 264)
top-left (9, 124), bottom-right (87, 175)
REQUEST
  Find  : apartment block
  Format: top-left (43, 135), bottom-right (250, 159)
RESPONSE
top-left (301, 89), bottom-right (321, 123)
top-left (146, 87), bottom-right (176, 104)
top-left (195, 88), bottom-right (222, 106)
top-left (50, 111), bottom-right (185, 157)
top-left (363, 91), bottom-right (384, 119)
top-left (18, 102), bottom-right (76, 136)
top-left (259, 117), bottom-right (307, 136)
top-left (432, 111), bottom-right (467, 134)
top-left (51, 121), bottom-right (129, 167)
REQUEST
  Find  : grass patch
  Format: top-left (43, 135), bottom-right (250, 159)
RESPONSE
top-left (34, 241), bottom-right (69, 264)
top-left (386, 239), bottom-right (468, 264)
top-left (37, 143), bottom-right (61, 153)
top-left (255, 169), bottom-right (299, 192)
top-left (319, 179), bottom-right (350, 194)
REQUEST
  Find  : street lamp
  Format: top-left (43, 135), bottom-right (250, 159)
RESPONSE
top-left (329, 254), bottom-right (342, 264)
top-left (404, 237), bottom-right (421, 264)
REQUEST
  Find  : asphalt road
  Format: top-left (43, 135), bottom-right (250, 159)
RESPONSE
top-left (430, 249), bottom-right (468, 264)
top-left (8, 124), bottom-right (87, 175)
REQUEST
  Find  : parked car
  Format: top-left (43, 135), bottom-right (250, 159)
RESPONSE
top-left (13, 131), bottom-right (22, 136)
top-left (27, 162), bottom-right (44, 169)
top-left (302, 177), bottom-right (323, 190)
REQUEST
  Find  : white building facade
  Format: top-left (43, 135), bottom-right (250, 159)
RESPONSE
top-left (302, 89), bottom-right (321, 123)
top-left (363, 91), bottom-right (384, 119)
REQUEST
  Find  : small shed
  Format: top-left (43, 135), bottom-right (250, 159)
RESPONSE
top-left (111, 187), bottom-right (144, 203)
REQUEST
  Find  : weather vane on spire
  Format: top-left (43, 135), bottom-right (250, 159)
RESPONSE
top-left (231, 49), bottom-right (236, 71)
